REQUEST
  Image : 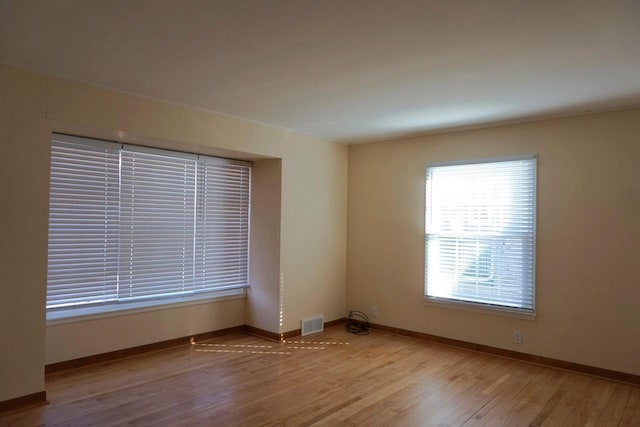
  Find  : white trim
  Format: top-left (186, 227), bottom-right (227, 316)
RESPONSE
top-left (52, 132), bottom-right (253, 166)
top-left (198, 154), bottom-right (252, 167)
top-left (47, 288), bottom-right (247, 325)
top-left (123, 143), bottom-right (198, 160)
top-left (425, 153), bottom-right (536, 169)
top-left (531, 156), bottom-right (538, 314)
top-left (423, 296), bottom-right (536, 320)
top-left (52, 132), bottom-right (120, 150)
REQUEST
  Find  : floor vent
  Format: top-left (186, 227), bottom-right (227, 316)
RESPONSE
top-left (301, 315), bottom-right (324, 336)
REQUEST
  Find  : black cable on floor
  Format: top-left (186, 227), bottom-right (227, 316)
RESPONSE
top-left (345, 310), bottom-right (369, 335)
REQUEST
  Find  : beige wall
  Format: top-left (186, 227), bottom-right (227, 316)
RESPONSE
top-left (280, 140), bottom-right (349, 331)
top-left (247, 159), bottom-right (282, 332)
top-left (0, 65), bottom-right (348, 402)
top-left (0, 68), bottom-right (49, 403)
top-left (46, 299), bottom-right (246, 364)
top-left (347, 108), bottom-right (640, 375)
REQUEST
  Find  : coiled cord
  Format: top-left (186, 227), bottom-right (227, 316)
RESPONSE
top-left (345, 310), bottom-right (369, 335)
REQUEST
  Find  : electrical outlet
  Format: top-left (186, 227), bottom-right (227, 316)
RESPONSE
top-left (371, 306), bottom-right (378, 318)
top-left (513, 330), bottom-right (522, 344)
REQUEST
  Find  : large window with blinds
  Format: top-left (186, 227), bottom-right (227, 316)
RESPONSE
top-left (424, 156), bottom-right (536, 314)
top-left (47, 134), bottom-right (251, 316)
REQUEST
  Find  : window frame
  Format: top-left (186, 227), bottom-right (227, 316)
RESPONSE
top-left (46, 133), bottom-right (251, 323)
top-left (423, 155), bottom-right (537, 318)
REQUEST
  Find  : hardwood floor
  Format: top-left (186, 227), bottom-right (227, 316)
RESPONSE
top-left (1, 326), bottom-right (639, 426)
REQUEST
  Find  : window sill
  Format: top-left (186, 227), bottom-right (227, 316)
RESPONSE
top-left (47, 289), bottom-right (247, 326)
top-left (423, 296), bottom-right (536, 320)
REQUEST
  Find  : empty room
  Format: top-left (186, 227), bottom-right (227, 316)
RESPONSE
top-left (1, 0), bottom-right (639, 425)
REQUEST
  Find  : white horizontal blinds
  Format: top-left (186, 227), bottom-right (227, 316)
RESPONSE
top-left (119, 146), bottom-right (198, 301)
top-left (47, 135), bottom-right (120, 309)
top-left (46, 136), bottom-right (251, 312)
top-left (425, 157), bottom-right (536, 311)
top-left (195, 157), bottom-right (251, 291)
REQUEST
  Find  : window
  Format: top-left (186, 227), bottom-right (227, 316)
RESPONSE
top-left (47, 134), bottom-right (251, 315)
top-left (424, 156), bottom-right (536, 314)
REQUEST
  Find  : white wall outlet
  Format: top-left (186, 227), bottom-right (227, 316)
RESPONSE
top-left (371, 306), bottom-right (378, 318)
top-left (513, 330), bottom-right (522, 344)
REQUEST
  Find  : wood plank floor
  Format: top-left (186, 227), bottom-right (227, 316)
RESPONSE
top-left (1, 327), bottom-right (639, 426)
